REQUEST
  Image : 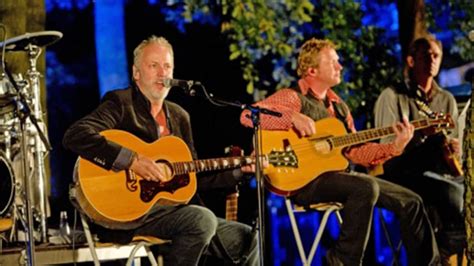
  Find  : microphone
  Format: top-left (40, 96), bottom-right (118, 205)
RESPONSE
top-left (163, 78), bottom-right (198, 88)
top-left (163, 78), bottom-right (199, 96)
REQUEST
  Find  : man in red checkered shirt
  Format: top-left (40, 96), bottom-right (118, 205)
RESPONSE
top-left (240, 38), bottom-right (440, 266)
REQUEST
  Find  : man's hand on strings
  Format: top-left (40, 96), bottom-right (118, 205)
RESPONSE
top-left (392, 116), bottom-right (414, 154)
top-left (130, 154), bottom-right (173, 182)
top-left (448, 137), bottom-right (461, 157)
top-left (291, 112), bottom-right (316, 137)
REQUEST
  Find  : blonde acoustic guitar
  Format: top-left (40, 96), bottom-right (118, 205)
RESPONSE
top-left (261, 115), bottom-right (454, 196)
top-left (73, 129), bottom-right (295, 229)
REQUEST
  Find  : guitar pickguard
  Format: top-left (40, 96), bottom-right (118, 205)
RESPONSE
top-left (139, 175), bottom-right (190, 202)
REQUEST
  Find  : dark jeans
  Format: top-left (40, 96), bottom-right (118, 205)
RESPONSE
top-left (134, 204), bottom-right (257, 266)
top-left (382, 170), bottom-right (466, 255)
top-left (291, 170), bottom-right (440, 266)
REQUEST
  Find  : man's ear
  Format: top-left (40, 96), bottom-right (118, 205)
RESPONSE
top-left (132, 65), bottom-right (139, 81)
top-left (406, 56), bottom-right (415, 68)
top-left (307, 67), bottom-right (318, 77)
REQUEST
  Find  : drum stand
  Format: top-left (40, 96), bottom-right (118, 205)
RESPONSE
top-left (25, 44), bottom-right (50, 244)
top-left (3, 52), bottom-right (51, 265)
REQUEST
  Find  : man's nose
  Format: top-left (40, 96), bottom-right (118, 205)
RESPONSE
top-left (156, 65), bottom-right (166, 75)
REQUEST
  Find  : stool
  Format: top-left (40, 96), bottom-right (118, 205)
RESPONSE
top-left (285, 198), bottom-right (343, 266)
top-left (0, 218), bottom-right (12, 233)
top-left (80, 213), bottom-right (168, 266)
top-left (0, 217), bottom-right (12, 252)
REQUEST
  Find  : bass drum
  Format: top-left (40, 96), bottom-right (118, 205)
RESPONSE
top-left (0, 153), bottom-right (14, 216)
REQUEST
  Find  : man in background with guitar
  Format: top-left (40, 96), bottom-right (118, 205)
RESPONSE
top-left (374, 35), bottom-right (465, 263)
top-left (63, 36), bottom-right (258, 265)
top-left (240, 38), bottom-right (440, 265)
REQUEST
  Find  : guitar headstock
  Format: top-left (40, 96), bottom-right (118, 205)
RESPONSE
top-left (267, 150), bottom-right (298, 168)
top-left (427, 113), bottom-right (455, 130)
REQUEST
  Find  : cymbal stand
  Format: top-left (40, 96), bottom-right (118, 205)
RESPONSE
top-left (25, 44), bottom-right (51, 243)
top-left (3, 62), bottom-right (37, 265)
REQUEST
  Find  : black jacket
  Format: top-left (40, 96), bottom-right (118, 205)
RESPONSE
top-left (63, 84), bottom-right (242, 242)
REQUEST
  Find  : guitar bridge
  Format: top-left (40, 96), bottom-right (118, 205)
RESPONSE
top-left (126, 170), bottom-right (138, 192)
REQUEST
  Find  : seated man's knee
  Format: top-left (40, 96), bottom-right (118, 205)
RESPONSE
top-left (186, 205), bottom-right (218, 242)
top-left (359, 178), bottom-right (380, 205)
top-left (403, 192), bottom-right (425, 214)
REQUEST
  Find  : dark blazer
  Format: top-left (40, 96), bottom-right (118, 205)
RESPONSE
top-left (63, 84), bottom-right (242, 243)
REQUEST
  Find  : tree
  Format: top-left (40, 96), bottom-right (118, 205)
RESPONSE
top-left (396, 0), bottom-right (427, 61)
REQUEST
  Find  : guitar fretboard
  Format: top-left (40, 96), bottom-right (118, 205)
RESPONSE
top-left (225, 192), bottom-right (239, 221)
top-left (172, 156), bottom-right (254, 175)
top-left (328, 119), bottom-right (441, 148)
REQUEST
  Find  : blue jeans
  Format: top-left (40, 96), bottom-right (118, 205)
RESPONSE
top-left (134, 204), bottom-right (258, 265)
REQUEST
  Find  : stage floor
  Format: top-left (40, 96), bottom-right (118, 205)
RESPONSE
top-left (0, 241), bottom-right (154, 265)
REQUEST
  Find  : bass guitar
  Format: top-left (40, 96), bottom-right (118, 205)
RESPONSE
top-left (73, 129), bottom-right (295, 229)
top-left (261, 115), bottom-right (455, 196)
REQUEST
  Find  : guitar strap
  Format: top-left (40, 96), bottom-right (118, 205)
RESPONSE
top-left (397, 92), bottom-right (410, 121)
top-left (390, 81), bottom-right (412, 121)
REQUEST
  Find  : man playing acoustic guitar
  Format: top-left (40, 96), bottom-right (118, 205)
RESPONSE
top-left (240, 38), bottom-right (440, 265)
top-left (374, 35), bottom-right (465, 263)
top-left (63, 36), bottom-right (259, 265)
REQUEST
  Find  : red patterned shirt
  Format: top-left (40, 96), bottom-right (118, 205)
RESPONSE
top-left (240, 79), bottom-right (400, 167)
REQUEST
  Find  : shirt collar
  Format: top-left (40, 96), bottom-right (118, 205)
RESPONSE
top-left (404, 77), bottom-right (441, 101)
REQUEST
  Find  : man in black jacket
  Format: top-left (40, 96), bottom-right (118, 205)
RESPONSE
top-left (63, 35), bottom-right (258, 266)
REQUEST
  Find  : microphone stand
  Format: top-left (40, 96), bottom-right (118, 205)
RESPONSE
top-left (186, 82), bottom-right (281, 266)
top-left (3, 61), bottom-right (52, 266)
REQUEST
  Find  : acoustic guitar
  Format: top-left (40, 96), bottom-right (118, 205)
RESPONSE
top-left (413, 99), bottom-right (464, 176)
top-left (73, 129), bottom-right (295, 229)
top-left (261, 115), bottom-right (454, 196)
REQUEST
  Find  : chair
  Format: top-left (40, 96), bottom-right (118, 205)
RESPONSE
top-left (284, 198), bottom-right (343, 266)
top-left (80, 213), bottom-right (168, 266)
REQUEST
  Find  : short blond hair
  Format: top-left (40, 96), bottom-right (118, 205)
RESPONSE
top-left (133, 35), bottom-right (174, 66)
top-left (297, 38), bottom-right (337, 77)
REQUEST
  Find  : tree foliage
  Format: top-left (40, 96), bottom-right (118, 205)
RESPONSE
top-left (180, 0), bottom-right (402, 124)
top-left (426, 0), bottom-right (474, 62)
top-left (182, 0), bottom-right (314, 96)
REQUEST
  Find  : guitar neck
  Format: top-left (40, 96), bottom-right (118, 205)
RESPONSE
top-left (329, 119), bottom-right (433, 148)
top-left (225, 191), bottom-right (239, 221)
top-left (171, 156), bottom-right (255, 175)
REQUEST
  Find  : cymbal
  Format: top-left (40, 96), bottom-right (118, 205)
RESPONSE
top-left (0, 30), bottom-right (63, 51)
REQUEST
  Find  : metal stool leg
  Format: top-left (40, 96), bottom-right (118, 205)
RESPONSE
top-left (285, 199), bottom-right (309, 265)
top-left (125, 241), bottom-right (159, 266)
top-left (378, 208), bottom-right (402, 266)
top-left (307, 206), bottom-right (341, 265)
top-left (285, 199), bottom-right (343, 266)
top-left (80, 214), bottom-right (100, 266)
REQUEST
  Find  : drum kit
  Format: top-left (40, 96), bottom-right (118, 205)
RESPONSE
top-left (0, 30), bottom-right (62, 264)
